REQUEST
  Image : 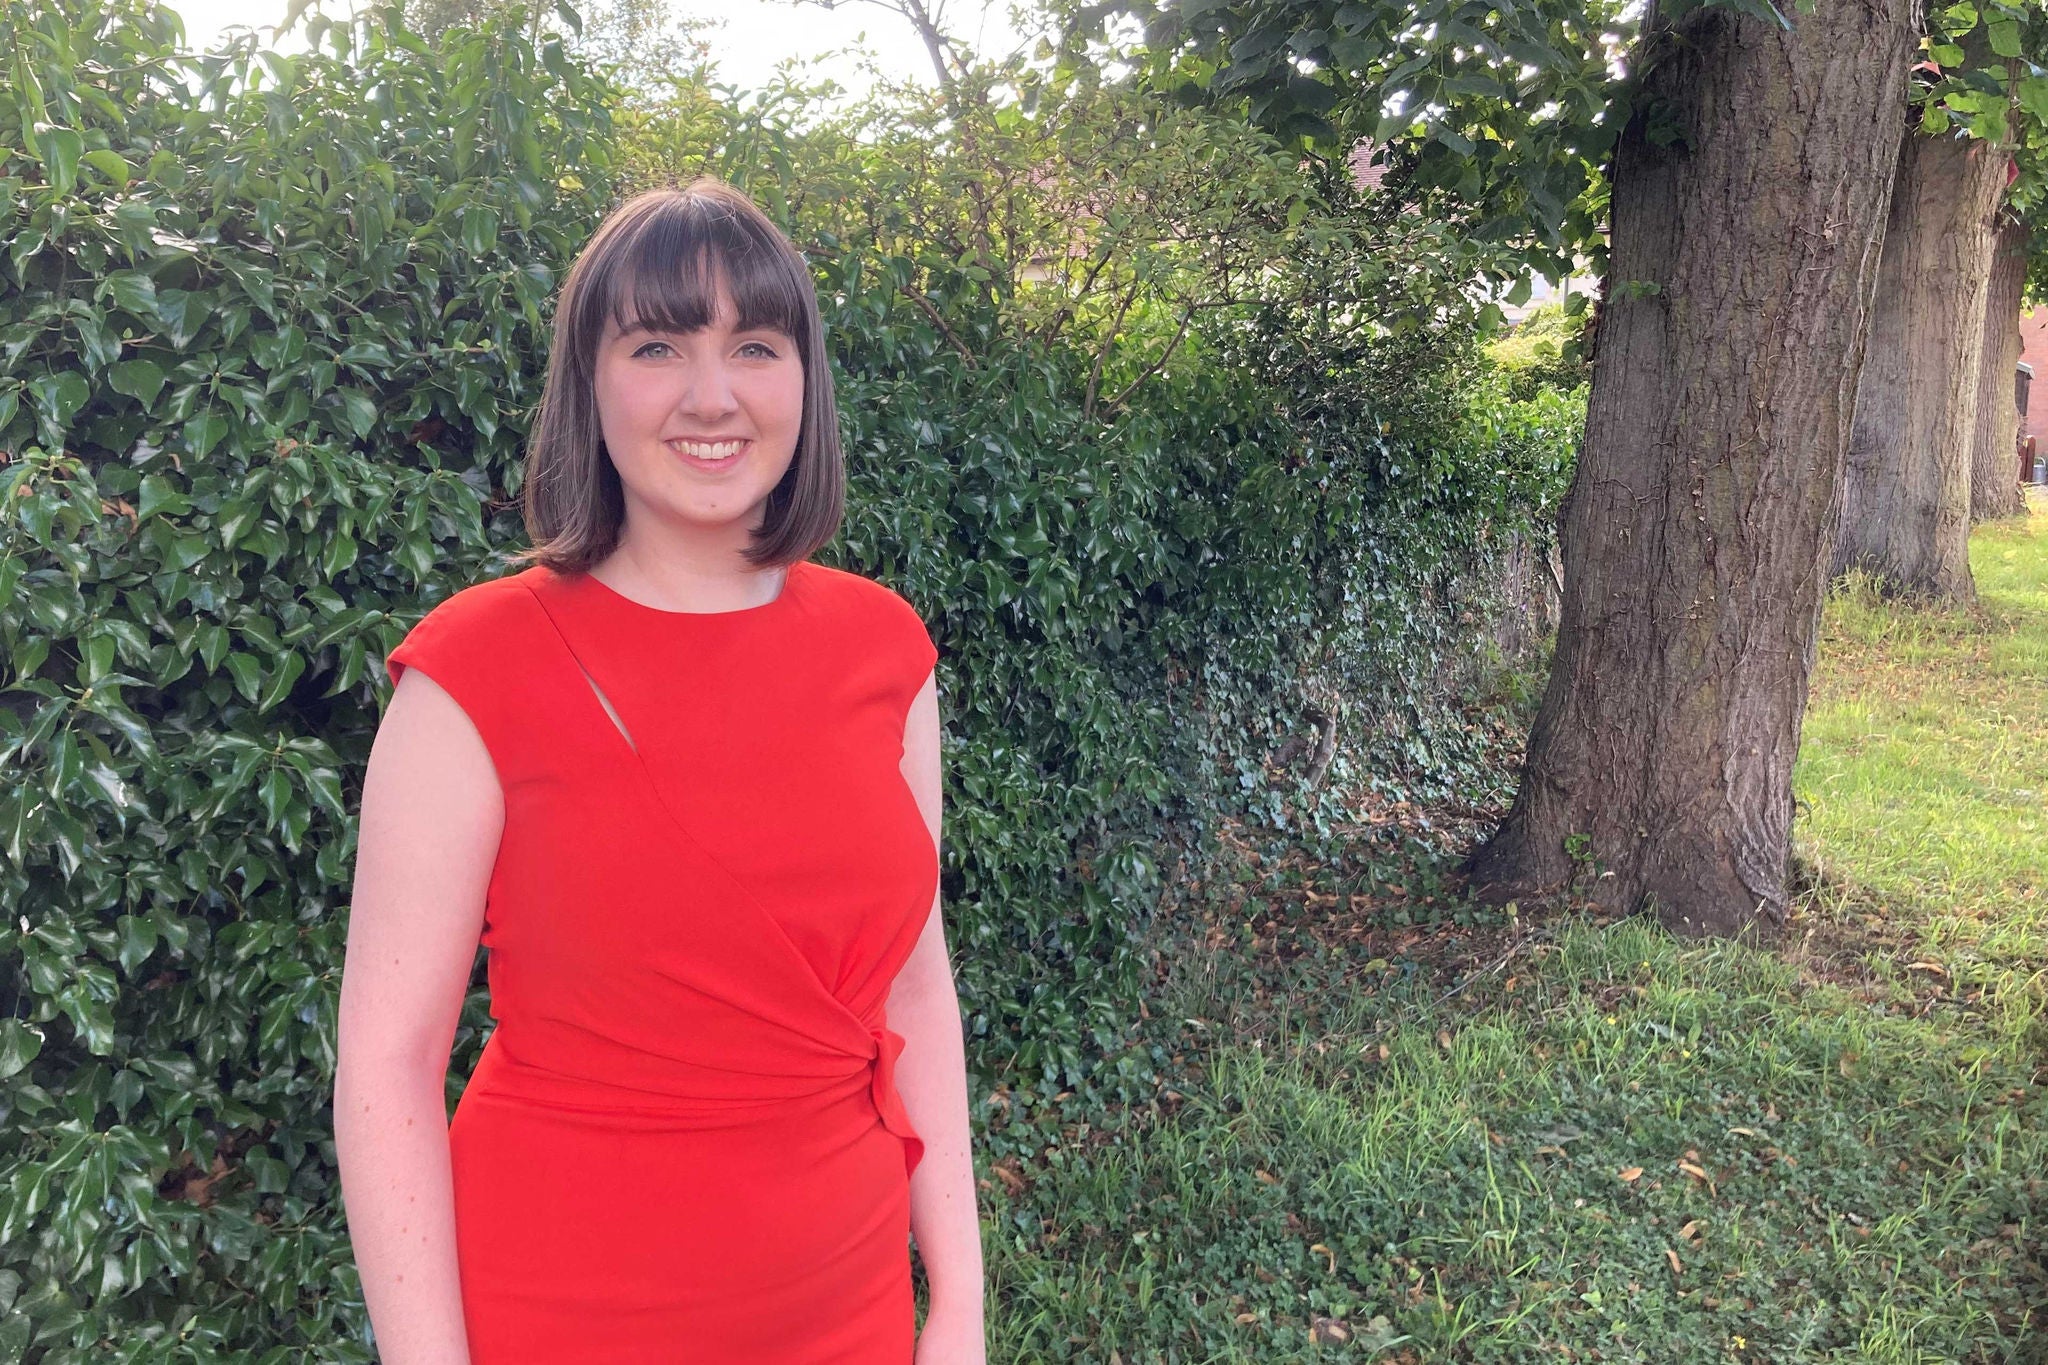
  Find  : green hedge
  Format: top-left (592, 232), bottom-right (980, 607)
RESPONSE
top-left (1483, 299), bottom-right (1592, 401)
top-left (0, 1), bottom-right (1578, 1354)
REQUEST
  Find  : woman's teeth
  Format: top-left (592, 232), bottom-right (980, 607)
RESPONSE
top-left (671, 440), bottom-right (745, 461)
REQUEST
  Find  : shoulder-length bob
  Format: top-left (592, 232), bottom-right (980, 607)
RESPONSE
top-left (509, 177), bottom-right (845, 572)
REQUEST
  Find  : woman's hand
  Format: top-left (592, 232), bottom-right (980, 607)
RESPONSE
top-left (913, 1303), bottom-right (988, 1365)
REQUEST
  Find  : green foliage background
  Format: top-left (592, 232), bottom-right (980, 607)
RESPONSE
top-left (0, 0), bottom-right (1579, 1354)
top-left (1483, 300), bottom-right (1592, 402)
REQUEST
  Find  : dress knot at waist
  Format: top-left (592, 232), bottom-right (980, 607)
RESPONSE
top-left (867, 1023), bottom-right (925, 1179)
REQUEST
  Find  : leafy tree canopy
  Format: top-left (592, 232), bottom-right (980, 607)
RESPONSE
top-left (1050, 0), bottom-right (2048, 295)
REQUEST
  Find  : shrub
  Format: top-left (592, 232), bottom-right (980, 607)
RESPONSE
top-left (0, 3), bottom-right (1577, 1353)
top-left (1485, 298), bottom-right (1591, 399)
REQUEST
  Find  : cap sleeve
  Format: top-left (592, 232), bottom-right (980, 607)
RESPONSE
top-left (886, 587), bottom-right (938, 694)
top-left (383, 579), bottom-right (527, 784)
top-left (905, 602), bottom-right (938, 687)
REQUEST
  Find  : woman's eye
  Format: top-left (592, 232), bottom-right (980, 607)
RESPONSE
top-left (631, 340), bottom-right (780, 359)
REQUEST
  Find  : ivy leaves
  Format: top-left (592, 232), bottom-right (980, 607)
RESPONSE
top-left (3, 2), bottom-right (1586, 1355)
top-left (1, 0), bottom-right (614, 1354)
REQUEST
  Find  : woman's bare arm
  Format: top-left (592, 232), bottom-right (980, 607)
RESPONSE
top-left (335, 667), bottom-right (503, 1364)
top-left (888, 668), bottom-right (987, 1346)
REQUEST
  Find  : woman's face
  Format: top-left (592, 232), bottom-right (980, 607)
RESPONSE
top-left (592, 279), bottom-right (805, 538)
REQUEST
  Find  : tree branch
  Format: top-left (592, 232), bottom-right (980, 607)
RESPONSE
top-left (1032, 238), bottom-right (1119, 348)
top-left (1098, 301), bottom-right (1198, 418)
top-left (789, 0), bottom-right (964, 88)
top-left (1082, 281), bottom-right (1143, 421)
top-left (900, 278), bottom-right (980, 368)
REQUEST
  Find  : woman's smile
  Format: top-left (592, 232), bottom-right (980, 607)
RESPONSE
top-left (667, 436), bottom-right (752, 467)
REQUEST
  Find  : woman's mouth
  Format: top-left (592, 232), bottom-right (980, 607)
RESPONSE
top-left (667, 438), bottom-right (750, 468)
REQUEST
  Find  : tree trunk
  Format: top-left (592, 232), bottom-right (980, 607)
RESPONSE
top-left (1828, 130), bottom-right (2006, 597)
top-left (1971, 217), bottom-right (2028, 521)
top-left (1464, 0), bottom-right (1919, 939)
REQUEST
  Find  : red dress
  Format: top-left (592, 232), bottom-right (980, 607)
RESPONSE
top-left (382, 559), bottom-right (939, 1363)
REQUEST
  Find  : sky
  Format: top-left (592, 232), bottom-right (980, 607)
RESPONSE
top-left (162, 0), bottom-right (1036, 98)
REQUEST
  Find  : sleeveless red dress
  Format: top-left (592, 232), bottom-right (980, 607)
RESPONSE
top-left (381, 558), bottom-right (939, 1363)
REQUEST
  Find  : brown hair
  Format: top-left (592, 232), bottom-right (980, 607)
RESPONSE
top-left (508, 178), bottom-right (845, 572)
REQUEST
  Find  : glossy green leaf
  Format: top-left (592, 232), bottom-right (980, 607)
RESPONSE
top-left (107, 358), bottom-right (165, 406)
top-left (0, 1021), bottom-right (42, 1081)
top-left (338, 391), bottom-right (377, 438)
top-left (81, 147), bottom-right (133, 188)
top-left (32, 123), bottom-right (83, 195)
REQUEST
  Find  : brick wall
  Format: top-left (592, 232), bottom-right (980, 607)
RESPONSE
top-left (2019, 307), bottom-right (2048, 448)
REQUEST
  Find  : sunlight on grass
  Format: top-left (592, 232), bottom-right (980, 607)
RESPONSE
top-left (1795, 498), bottom-right (2047, 1015)
top-left (986, 916), bottom-right (2042, 1361)
top-left (980, 501), bottom-right (2046, 1364)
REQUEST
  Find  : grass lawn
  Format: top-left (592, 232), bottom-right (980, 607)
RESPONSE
top-left (968, 497), bottom-right (2047, 1363)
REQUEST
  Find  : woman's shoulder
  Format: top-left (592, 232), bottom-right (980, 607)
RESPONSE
top-left (798, 562), bottom-right (937, 681)
top-left (800, 561), bottom-right (925, 625)
top-left (417, 564), bottom-right (550, 625)
top-left (385, 565), bottom-right (551, 686)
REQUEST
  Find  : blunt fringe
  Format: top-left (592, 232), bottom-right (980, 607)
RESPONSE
top-left (509, 177), bottom-right (845, 572)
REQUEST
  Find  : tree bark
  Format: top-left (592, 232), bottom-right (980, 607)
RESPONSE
top-left (1829, 130), bottom-right (2006, 597)
top-left (1464, 0), bottom-right (1919, 938)
top-left (1971, 217), bottom-right (2028, 521)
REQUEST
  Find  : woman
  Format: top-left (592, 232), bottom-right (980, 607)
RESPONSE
top-left (336, 178), bottom-right (986, 1364)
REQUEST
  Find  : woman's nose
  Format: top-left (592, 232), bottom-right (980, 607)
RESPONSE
top-left (676, 359), bottom-right (739, 417)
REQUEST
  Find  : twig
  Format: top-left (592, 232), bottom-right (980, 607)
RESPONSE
top-left (1427, 925), bottom-right (1549, 1011)
top-left (899, 280), bottom-right (980, 368)
top-left (1081, 282), bottom-right (1142, 420)
top-left (1434, 800), bottom-right (1511, 823)
top-left (1099, 300), bottom-right (1198, 417)
top-left (1032, 240), bottom-right (1119, 348)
